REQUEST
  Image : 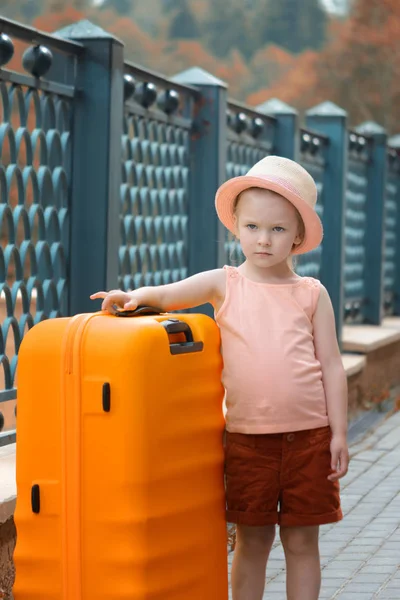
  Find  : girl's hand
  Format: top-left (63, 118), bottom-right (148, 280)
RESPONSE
top-left (90, 290), bottom-right (138, 314)
top-left (328, 434), bottom-right (349, 481)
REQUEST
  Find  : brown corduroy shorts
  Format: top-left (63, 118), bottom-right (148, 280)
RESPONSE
top-left (225, 425), bottom-right (343, 528)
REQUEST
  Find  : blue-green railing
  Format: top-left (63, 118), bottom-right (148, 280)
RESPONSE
top-left (297, 127), bottom-right (328, 279)
top-left (343, 131), bottom-right (371, 323)
top-left (0, 17), bottom-right (82, 445)
top-left (224, 100), bottom-right (275, 265)
top-left (120, 64), bottom-right (197, 291)
top-left (0, 17), bottom-right (400, 443)
top-left (384, 146), bottom-right (400, 315)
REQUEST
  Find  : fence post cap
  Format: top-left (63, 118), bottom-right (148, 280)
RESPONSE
top-left (55, 19), bottom-right (123, 44)
top-left (389, 134), bottom-right (400, 148)
top-left (256, 98), bottom-right (297, 116)
top-left (172, 67), bottom-right (227, 88)
top-left (306, 101), bottom-right (347, 117)
top-left (355, 121), bottom-right (387, 138)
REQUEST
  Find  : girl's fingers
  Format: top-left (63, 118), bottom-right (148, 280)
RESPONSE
top-left (103, 296), bottom-right (123, 311)
top-left (90, 291), bottom-right (132, 313)
top-left (338, 452), bottom-right (349, 477)
top-left (102, 300), bottom-right (114, 312)
top-left (328, 450), bottom-right (349, 481)
top-left (90, 289), bottom-right (122, 300)
top-left (123, 299), bottom-right (138, 310)
top-left (331, 448), bottom-right (340, 473)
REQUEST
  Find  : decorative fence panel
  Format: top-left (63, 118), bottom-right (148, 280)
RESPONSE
top-left (384, 147), bottom-right (400, 315)
top-left (297, 128), bottom-right (328, 279)
top-left (119, 64), bottom-right (197, 292)
top-left (224, 101), bottom-right (275, 266)
top-left (0, 18), bottom-right (82, 444)
top-left (343, 131), bottom-right (371, 324)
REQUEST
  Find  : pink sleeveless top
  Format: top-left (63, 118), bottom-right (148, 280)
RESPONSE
top-left (215, 266), bottom-right (328, 434)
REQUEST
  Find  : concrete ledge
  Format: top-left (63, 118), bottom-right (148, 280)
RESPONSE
top-left (342, 324), bottom-right (400, 353)
top-left (0, 444), bottom-right (16, 525)
top-left (342, 353), bottom-right (366, 377)
top-left (383, 316), bottom-right (400, 329)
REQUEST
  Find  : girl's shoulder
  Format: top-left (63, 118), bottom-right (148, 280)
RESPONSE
top-left (209, 268), bottom-right (228, 314)
top-left (299, 276), bottom-right (321, 290)
top-left (214, 266), bottom-right (228, 297)
top-left (294, 277), bottom-right (322, 318)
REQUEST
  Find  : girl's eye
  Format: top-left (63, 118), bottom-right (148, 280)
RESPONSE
top-left (247, 224), bottom-right (257, 230)
top-left (273, 226), bottom-right (285, 232)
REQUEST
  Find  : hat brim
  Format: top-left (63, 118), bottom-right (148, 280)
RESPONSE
top-left (215, 175), bottom-right (323, 255)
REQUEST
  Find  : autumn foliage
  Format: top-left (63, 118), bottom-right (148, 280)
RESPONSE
top-left (4, 0), bottom-right (400, 131)
top-left (319, 0), bottom-right (400, 131)
top-left (249, 0), bottom-right (400, 130)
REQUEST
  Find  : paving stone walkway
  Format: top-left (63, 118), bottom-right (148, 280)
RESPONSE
top-left (228, 410), bottom-right (400, 599)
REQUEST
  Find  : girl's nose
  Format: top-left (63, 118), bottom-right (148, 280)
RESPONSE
top-left (258, 233), bottom-right (271, 246)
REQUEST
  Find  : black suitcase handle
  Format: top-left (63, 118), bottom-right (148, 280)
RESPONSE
top-left (114, 304), bottom-right (163, 316)
top-left (115, 307), bottom-right (203, 355)
top-left (161, 319), bottom-right (203, 355)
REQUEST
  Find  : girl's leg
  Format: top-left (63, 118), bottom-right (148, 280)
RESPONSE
top-left (280, 525), bottom-right (321, 600)
top-left (231, 524), bottom-right (276, 600)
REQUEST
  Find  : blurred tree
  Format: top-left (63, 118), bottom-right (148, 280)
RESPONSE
top-left (39, 0), bottom-right (91, 12)
top-left (316, 0), bottom-right (400, 130)
top-left (168, 0), bottom-right (200, 39)
top-left (32, 2), bottom-right (88, 31)
top-left (100, 0), bottom-right (133, 16)
top-left (20, 0), bottom-right (45, 20)
top-left (162, 0), bottom-right (176, 13)
top-left (249, 44), bottom-right (296, 89)
top-left (247, 50), bottom-right (322, 110)
top-left (203, 0), bottom-right (254, 59)
top-left (248, 0), bottom-right (400, 131)
top-left (71, 0), bottom-right (91, 8)
top-left (3, 0), bottom-right (355, 109)
top-left (255, 0), bottom-right (327, 53)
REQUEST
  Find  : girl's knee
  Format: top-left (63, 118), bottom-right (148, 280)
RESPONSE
top-left (236, 524), bottom-right (276, 557)
top-left (280, 525), bottom-right (319, 556)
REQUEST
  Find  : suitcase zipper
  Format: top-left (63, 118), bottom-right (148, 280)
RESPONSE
top-left (61, 313), bottom-right (97, 600)
top-left (64, 315), bottom-right (88, 375)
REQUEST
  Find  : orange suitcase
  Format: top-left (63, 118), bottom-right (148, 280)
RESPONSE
top-left (13, 308), bottom-right (228, 600)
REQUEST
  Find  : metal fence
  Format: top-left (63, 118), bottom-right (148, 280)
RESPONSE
top-left (0, 17), bottom-right (82, 445)
top-left (224, 100), bottom-right (275, 265)
top-left (0, 17), bottom-right (400, 443)
top-left (119, 64), bottom-right (197, 291)
top-left (384, 145), bottom-right (400, 315)
top-left (297, 127), bottom-right (328, 279)
top-left (343, 131), bottom-right (371, 323)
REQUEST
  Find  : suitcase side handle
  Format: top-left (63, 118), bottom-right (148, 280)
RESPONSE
top-left (31, 484), bottom-right (40, 514)
top-left (161, 319), bottom-right (204, 355)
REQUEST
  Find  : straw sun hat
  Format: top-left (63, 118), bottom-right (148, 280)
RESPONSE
top-left (215, 155), bottom-right (323, 255)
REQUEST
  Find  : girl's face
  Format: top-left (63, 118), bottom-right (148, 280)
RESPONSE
top-left (234, 188), bottom-right (303, 269)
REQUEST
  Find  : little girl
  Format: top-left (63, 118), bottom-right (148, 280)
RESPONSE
top-left (91, 156), bottom-right (349, 600)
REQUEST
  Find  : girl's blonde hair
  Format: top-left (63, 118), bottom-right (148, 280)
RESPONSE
top-left (233, 187), bottom-right (306, 272)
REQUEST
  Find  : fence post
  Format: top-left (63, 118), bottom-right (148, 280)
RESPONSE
top-left (55, 21), bottom-right (124, 315)
top-left (305, 102), bottom-right (348, 342)
top-left (173, 68), bottom-right (227, 279)
top-left (355, 122), bottom-right (387, 324)
top-left (256, 98), bottom-right (298, 160)
top-left (388, 136), bottom-right (400, 316)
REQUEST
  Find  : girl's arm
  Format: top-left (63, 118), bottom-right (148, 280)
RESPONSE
top-left (90, 268), bottom-right (225, 313)
top-left (313, 285), bottom-right (349, 481)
